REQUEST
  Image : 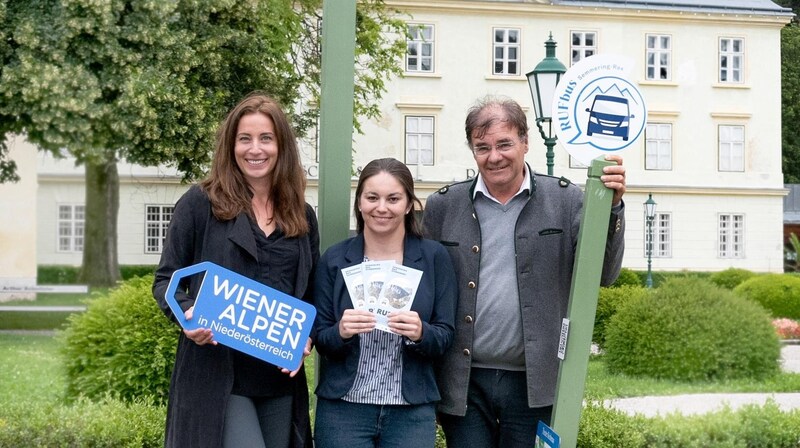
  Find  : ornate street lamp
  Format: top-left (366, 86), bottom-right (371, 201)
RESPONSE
top-left (526, 33), bottom-right (567, 176)
top-left (644, 193), bottom-right (657, 288)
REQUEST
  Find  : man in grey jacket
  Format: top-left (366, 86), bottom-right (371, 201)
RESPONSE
top-left (423, 96), bottom-right (626, 447)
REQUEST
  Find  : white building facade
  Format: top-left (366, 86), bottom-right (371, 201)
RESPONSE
top-left (26, 0), bottom-right (793, 274)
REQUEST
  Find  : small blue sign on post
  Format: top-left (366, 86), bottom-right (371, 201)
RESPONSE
top-left (535, 421), bottom-right (561, 448)
top-left (164, 261), bottom-right (316, 372)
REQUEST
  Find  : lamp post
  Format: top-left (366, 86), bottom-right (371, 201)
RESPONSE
top-left (644, 193), bottom-right (657, 288)
top-left (526, 33), bottom-right (567, 176)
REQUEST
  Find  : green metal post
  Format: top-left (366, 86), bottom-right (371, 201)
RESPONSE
top-left (314, 0), bottom-right (357, 413)
top-left (550, 157), bottom-right (615, 448)
top-left (318, 0), bottom-right (357, 252)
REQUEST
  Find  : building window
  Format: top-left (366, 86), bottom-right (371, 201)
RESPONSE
top-left (405, 116), bottom-right (434, 166)
top-left (57, 204), bottom-right (84, 253)
top-left (645, 123), bottom-right (672, 170)
top-left (655, 213), bottom-right (672, 257)
top-left (406, 24), bottom-right (434, 73)
top-left (145, 205), bottom-right (174, 254)
top-left (719, 125), bottom-right (745, 172)
top-left (493, 28), bottom-right (520, 75)
top-left (645, 212), bottom-right (671, 258)
top-left (646, 34), bottom-right (671, 80)
top-left (571, 31), bottom-right (596, 65)
top-left (719, 37), bottom-right (744, 83)
top-left (718, 213), bottom-right (744, 258)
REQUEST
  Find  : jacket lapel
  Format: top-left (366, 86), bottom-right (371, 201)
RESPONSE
top-left (227, 214), bottom-right (258, 261)
top-left (402, 235), bottom-right (424, 271)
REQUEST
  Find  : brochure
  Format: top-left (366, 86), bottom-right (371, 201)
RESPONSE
top-left (373, 263), bottom-right (423, 332)
top-left (340, 261), bottom-right (423, 333)
top-left (341, 264), bottom-right (366, 309)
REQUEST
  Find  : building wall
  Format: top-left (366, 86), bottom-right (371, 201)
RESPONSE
top-left (347, 0), bottom-right (789, 272)
top-left (0, 135), bottom-right (38, 299)
top-left (36, 154), bottom-right (191, 266)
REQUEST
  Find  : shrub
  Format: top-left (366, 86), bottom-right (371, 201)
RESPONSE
top-left (604, 277), bottom-right (780, 381)
top-left (36, 265), bottom-right (157, 284)
top-left (577, 401), bottom-right (800, 448)
top-left (642, 402), bottom-right (800, 448)
top-left (578, 401), bottom-right (648, 447)
top-left (121, 265), bottom-right (158, 280)
top-left (734, 273), bottom-right (800, 320)
top-left (593, 285), bottom-right (649, 350)
top-left (37, 265), bottom-right (81, 284)
top-left (610, 268), bottom-right (642, 288)
top-left (60, 275), bottom-right (179, 404)
top-left (708, 267), bottom-right (756, 290)
top-left (0, 397), bottom-right (165, 447)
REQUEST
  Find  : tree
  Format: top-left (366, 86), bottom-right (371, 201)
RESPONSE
top-left (782, 24), bottom-right (800, 183)
top-left (776, 1), bottom-right (800, 182)
top-left (0, 0), bottom-right (406, 286)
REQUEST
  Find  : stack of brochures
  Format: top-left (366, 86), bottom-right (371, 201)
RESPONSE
top-left (341, 261), bottom-right (423, 332)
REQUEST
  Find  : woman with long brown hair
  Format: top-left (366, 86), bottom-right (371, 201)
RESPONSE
top-left (153, 92), bottom-right (318, 448)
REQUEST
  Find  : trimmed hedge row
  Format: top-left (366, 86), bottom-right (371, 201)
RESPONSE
top-left (0, 398), bottom-right (165, 447)
top-left (38, 265), bottom-right (157, 284)
top-left (578, 400), bottom-right (800, 448)
top-left (2, 398), bottom-right (798, 447)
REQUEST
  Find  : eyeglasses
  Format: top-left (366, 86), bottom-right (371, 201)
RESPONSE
top-left (471, 140), bottom-right (518, 157)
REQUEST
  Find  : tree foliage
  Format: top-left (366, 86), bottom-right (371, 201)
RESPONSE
top-left (782, 24), bottom-right (800, 183)
top-left (0, 0), bottom-right (406, 285)
top-left (777, 1), bottom-right (800, 182)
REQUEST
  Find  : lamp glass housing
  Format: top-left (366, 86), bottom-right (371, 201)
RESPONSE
top-left (644, 194), bottom-right (657, 219)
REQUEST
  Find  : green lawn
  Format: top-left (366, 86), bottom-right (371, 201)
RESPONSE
top-left (0, 333), bottom-right (65, 405)
top-left (3, 333), bottom-right (799, 408)
top-left (584, 353), bottom-right (800, 399)
top-left (0, 289), bottom-right (108, 330)
top-left (2, 289), bottom-right (109, 307)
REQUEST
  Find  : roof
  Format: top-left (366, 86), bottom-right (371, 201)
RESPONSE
top-left (551, 0), bottom-right (794, 17)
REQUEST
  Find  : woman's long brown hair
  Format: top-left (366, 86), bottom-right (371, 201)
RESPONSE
top-left (200, 92), bottom-right (309, 237)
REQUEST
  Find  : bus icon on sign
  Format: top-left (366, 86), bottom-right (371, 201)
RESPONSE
top-left (585, 95), bottom-right (635, 141)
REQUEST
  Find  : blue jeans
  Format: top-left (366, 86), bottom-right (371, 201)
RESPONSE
top-left (438, 368), bottom-right (553, 448)
top-left (314, 397), bottom-right (436, 448)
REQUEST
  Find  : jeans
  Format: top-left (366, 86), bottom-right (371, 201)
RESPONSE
top-left (314, 397), bottom-right (436, 448)
top-left (438, 368), bottom-right (553, 448)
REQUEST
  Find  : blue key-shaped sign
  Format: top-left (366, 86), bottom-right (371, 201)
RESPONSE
top-left (164, 261), bottom-right (316, 372)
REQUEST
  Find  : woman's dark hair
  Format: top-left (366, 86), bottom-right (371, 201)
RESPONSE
top-left (201, 92), bottom-right (308, 236)
top-left (353, 158), bottom-right (423, 238)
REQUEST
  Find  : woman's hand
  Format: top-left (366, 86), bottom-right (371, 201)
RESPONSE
top-left (339, 309), bottom-right (376, 339)
top-left (281, 337), bottom-right (312, 377)
top-left (182, 306), bottom-right (217, 346)
top-left (387, 311), bottom-right (423, 342)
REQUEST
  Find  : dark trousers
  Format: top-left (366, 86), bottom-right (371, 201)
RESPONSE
top-left (222, 394), bottom-right (293, 448)
top-left (314, 397), bottom-right (437, 448)
top-left (438, 368), bottom-right (553, 448)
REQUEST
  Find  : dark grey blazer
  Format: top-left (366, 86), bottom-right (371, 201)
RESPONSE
top-left (152, 185), bottom-right (319, 448)
top-left (422, 166), bottom-right (625, 416)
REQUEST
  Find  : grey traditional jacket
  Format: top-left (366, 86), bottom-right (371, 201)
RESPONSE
top-left (422, 166), bottom-right (625, 416)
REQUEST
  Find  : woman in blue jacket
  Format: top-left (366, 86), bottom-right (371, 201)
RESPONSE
top-left (313, 158), bottom-right (457, 447)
